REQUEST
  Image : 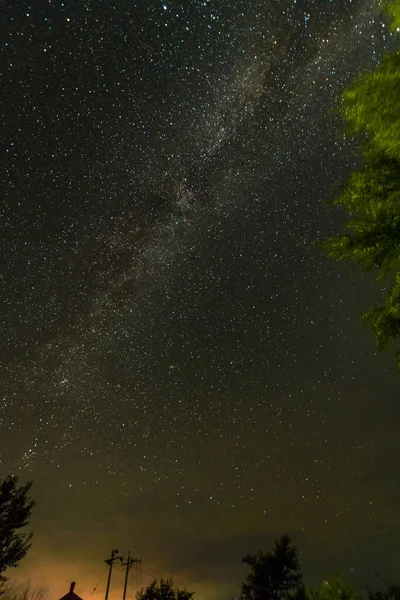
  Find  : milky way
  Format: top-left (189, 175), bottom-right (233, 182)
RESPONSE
top-left (2, 1), bottom-right (400, 598)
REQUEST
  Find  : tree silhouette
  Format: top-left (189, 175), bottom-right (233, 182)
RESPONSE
top-left (368, 582), bottom-right (400, 600)
top-left (240, 535), bottom-right (304, 600)
top-left (136, 579), bottom-right (193, 600)
top-left (0, 581), bottom-right (48, 600)
top-left (321, 3), bottom-right (400, 368)
top-left (0, 476), bottom-right (35, 583)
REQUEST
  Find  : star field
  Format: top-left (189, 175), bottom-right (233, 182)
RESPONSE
top-left (1, 1), bottom-right (400, 598)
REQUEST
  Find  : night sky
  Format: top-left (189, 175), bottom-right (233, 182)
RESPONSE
top-left (2, 0), bottom-right (400, 599)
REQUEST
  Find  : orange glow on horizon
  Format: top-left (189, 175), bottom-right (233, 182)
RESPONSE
top-left (10, 549), bottom-right (223, 600)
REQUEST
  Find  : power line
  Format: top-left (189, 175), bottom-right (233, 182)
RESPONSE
top-left (104, 549), bottom-right (124, 600)
top-left (134, 565), bottom-right (137, 595)
top-left (122, 552), bottom-right (141, 600)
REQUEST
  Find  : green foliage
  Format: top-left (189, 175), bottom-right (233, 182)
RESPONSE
top-left (381, 1), bottom-right (400, 31)
top-left (341, 52), bottom-right (400, 158)
top-left (307, 576), bottom-right (358, 600)
top-left (136, 579), bottom-right (194, 600)
top-left (363, 271), bottom-right (400, 364)
top-left (321, 152), bottom-right (400, 276)
top-left (240, 535), bottom-right (304, 600)
top-left (322, 1), bottom-right (400, 368)
top-left (0, 477), bottom-right (35, 583)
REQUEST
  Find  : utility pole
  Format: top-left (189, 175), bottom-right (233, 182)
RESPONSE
top-left (122, 552), bottom-right (141, 600)
top-left (105, 549), bottom-right (123, 600)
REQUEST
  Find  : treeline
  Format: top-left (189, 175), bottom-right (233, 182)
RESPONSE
top-left (0, 478), bottom-right (398, 600)
top-left (137, 535), bottom-right (400, 600)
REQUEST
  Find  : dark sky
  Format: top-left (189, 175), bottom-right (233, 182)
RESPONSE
top-left (2, 0), bottom-right (400, 598)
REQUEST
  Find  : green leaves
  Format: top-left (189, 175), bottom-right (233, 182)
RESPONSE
top-left (306, 577), bottom-right (359, 600)
top-left (363, 272), bottom-right (400, 365)
top-left (322, 4), bottom-right (400, 369)
top-left (341, 53), bottom-right (400, 159)
top-left (381, 1), bottom-right (400, 31)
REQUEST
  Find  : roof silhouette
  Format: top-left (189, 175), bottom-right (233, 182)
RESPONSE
top-left (59, 582), bottom-right (84, 600)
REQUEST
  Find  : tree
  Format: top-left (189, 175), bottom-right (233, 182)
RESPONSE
top-left (0, 581), bottom-right (48, 600)
top-left (322, 4), bottom-right (400, 368)
top-left (307, 576), bottom-right (358, 600)
top-left (240, 535), bottom-right (304, 600)
top-left (382, 1), bottom-right (400, 32)
top-left (136, 579), bottom-right (194, 600)
top-left (340, 52), bottom-right (400, 159)
top-left (0, 476), bottom-right (35, 583)
top-left (368, 582), bottom-right (400, 600)
top-left (322, 150), bottom-right (400, 273)
top-left (363, 270), bottom-right (400, 363)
